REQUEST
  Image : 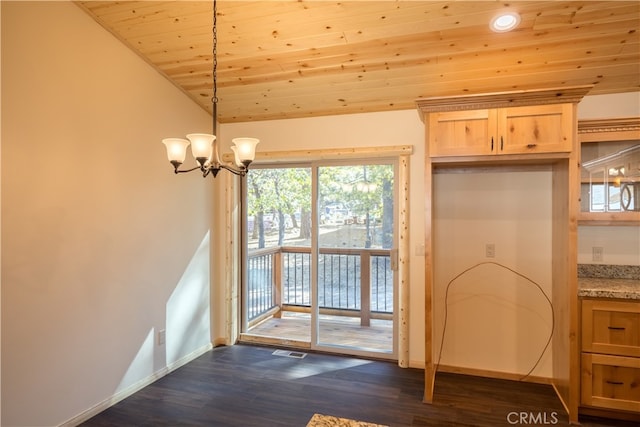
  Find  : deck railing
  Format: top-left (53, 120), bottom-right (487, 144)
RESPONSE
top-left (247, 246), bottom-right (393, 326)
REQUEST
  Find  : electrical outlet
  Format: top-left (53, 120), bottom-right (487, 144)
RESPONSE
top-left (485, 243), bottom-right (495, 258)
top-left (592, 247), bottom-right (604, 262)
top-left (158, 329), bottom-right (166, 346)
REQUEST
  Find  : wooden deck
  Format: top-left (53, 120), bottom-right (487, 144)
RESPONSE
top-left (245, 312), bottom-right (393, 353)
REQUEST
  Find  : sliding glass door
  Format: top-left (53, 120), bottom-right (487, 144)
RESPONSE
top-left (242, 161), bottom-right (396, 358)
top-left (315, 164), bottom-right (395, 354)
top-left (243, 166), bottom-right (313, 345)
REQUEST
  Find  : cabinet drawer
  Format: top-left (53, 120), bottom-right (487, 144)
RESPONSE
top-left (581, 353), bottom-right (640, 412)
top-left (582, 299), bottom-right (640, 357)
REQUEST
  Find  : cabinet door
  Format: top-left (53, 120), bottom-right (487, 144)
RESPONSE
top-left (582, 299), bottom-right (640, 357)
top-left (498, 104), bottom-right (572, 154)
top-left (581, 353), bottom-right (640, 412)
top-left (428, 109), bottom-right (496, 157)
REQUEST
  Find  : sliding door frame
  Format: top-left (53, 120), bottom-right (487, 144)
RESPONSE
top-left (225, 146), bottom-right (412, 366)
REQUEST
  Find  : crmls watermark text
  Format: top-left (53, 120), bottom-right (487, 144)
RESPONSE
top-left (507, 411), bottom-right (559, 425)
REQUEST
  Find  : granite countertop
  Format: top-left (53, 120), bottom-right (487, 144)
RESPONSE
top-left (578, 277), bottom-right (640, 300)
top-left (577, 264), bottom-right (640, 300)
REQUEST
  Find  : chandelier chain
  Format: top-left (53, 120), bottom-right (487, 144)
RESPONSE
top-left (212, 0), bottom-right (218, 105)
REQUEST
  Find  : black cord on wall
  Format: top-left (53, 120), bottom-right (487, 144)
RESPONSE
top-left (435, 261), bottom-right (555, 382)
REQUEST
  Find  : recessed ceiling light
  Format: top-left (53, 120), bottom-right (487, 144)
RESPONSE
top-left (490, 12), bottom-right (521, 33)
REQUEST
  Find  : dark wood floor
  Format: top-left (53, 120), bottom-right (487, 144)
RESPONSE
top-left (81, 344), bottom-right (637, 427)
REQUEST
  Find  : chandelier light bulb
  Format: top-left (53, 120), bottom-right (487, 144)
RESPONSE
top-left (232, 137), bottom-right (260, 165)
top-left (186, 133), bottom-right (215, 161)
top-left (162, 138), bottom-right (190, 164)
top-left (230, 146), bottom-right (241, 167)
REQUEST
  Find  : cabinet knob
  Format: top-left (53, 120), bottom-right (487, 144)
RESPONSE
top-left (527, 143), bottom-right (537, 149)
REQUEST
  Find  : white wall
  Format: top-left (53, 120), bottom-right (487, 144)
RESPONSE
top-left (433, 171), bottom-right (553, 377)
top-left (578, 226), bottom-right (640, 265)
top-left (578, 92), bottom-right (640, 119)
top-left (1, 2), bottom-right (213, 426)
top-left (577, 92), bottom-right (640, 266)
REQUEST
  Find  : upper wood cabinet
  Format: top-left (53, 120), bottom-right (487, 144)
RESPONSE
top-left (428, 104), bottom-right (573, 157)
top-left (427, 109), bottom-right (493, 157)
top-left (500, 104), bottom-right (573, 154)
top-left (417, 87), bottom-right (591, 161)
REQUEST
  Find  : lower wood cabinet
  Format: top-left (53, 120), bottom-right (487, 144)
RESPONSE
top-left (581, 299), bottom-right (640, 414)
top-left (581, 353), bottom-right (640, 412)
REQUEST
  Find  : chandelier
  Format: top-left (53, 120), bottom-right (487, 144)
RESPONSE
top-left (162, 0), bottom-right (259, 178)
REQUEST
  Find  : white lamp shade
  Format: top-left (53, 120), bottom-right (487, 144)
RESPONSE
top-left (162, 138), bottom-right (190, 163)
top-left (230, 146), bottom-right (242, 167)
top-left (232, 137), bottom-right (260, 163)
top-left (186, 133), bottom-right (215, 159)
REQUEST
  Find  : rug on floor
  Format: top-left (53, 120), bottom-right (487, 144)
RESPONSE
top-left (306, 413), bottom-right (388, 427)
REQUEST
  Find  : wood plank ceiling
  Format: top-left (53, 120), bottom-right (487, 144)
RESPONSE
top-left (76, 1), bottom-right (640, 123)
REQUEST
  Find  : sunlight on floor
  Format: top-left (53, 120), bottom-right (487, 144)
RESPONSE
top-left (258, 352), bottom-right (373, 381)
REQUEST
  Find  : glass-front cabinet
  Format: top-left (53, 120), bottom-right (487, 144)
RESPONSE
top-left (579, 117), bottom-right (640, 225)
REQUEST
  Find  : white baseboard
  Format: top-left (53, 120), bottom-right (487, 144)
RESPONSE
top-left (405, 360), bottom-right (552, 385)
top-left (408, 359), bottom-right (424, 369)
top-left (60, 342), bottom-right (213, 427)
top-left (435, 364), bottom-right (552, 385)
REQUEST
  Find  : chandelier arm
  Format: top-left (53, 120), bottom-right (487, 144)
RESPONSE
top-left (172, 163), bottom-right (242, 177)
top-left (219, 163), bottom-right (247, 177)
top-left (174, 165), bottom-right (202, 174)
